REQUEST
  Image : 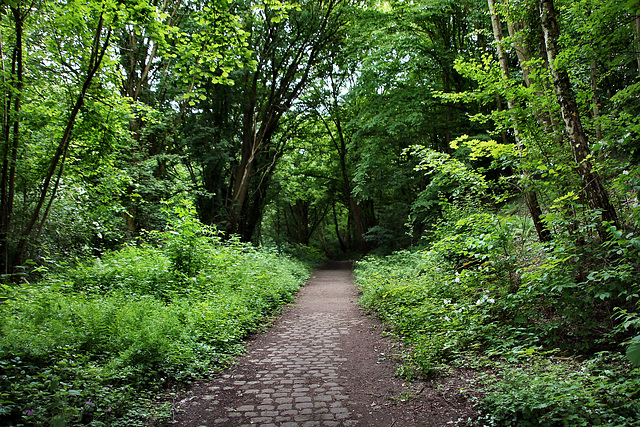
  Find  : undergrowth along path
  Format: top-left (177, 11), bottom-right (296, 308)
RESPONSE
top-left (167, 261), bottom-right (475, 426)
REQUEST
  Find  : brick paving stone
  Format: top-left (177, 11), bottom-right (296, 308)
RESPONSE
top-left (277, 404), bottom-right (293, 410)
top-left (169, 262), bottom-right (466, 426)
top-left (295, 402), bottom-right (314, 410)
top-left (251, 417), bottom-right (274, 423)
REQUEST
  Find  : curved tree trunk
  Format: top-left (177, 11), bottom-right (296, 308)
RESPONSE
top-left (0, 10), bottom-right (112, 273)
top-left (506, 19), bottom-right (561, 140)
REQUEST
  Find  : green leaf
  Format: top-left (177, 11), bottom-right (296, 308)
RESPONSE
top-left (626, 338), bottom-right (640, 366)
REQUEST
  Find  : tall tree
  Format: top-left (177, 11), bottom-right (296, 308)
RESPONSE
top-left (539, 0), bottom-right (618, 233)
top-left (488, 0), bottom-right (551, 242)
top-left (184, 0), bottom-right (350, 241)
top-left (229, 0), bottom-right (349, 240)
top-left (307, 71), bottom-right (372, 251)
top-left (116, 0), bottom-right (250, 232)
top-left (0, 3), bottom-right (27, 274)
top-left (0, 0), bottom-right (117, 274)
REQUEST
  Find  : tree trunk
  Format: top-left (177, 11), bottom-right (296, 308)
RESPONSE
top-left (226, 0), bottom-right (345, 241)
top-left (589, 58), bottom-right (602, 142)
top-left (325, 73), bottom-right (368, 253)
top-left (228, 78), bottom-right (259, 235)
top-left (489, 0), bottom-right (551, 242)
top-left (291, 201), bottom-right (310, 245)
top-left (539, 0), bottom-right (618, 232)
top-left (507, 21), bottom-right (533, 87)
top-left (332, 202), bottom-right (346, 253)
top-left (243, 174), bottom-right (270, 242)
top-left (0, 7), bottom-right (24, 274)
top-left (318, 219), bottom-right (331, 258)
top-left (506, 18), bottom-right (561, 142)
top-left (335, 117), bottom-right (367, 252)
top-left (636, 13), bottom-right (640, 75)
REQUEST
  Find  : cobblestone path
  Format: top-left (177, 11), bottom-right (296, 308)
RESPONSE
top-left (169, 262), bottom-right (472, 426)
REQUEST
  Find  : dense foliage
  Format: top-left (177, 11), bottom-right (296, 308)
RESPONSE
top-left (355, 202), bottom-right (640, 424)
top-left (0, 210), bottom-right (310, 425)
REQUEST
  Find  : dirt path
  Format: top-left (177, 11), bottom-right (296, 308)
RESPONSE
top-left (167, 261), bottom-right (475, 426)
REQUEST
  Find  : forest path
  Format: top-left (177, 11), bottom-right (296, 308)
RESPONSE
top-left (167, 261), bottom-right (474, 426)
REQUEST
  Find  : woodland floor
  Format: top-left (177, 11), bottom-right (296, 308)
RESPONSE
top-left (164, 261), bottom-right (478, 426)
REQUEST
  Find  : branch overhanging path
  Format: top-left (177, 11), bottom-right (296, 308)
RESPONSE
top-left (168, 261), bottom-right (475, 426)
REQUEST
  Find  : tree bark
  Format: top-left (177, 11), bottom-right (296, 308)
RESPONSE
top-left (332, 201), bottom-right (346, 253)
top-left (0, 7), bottom-right (24, 274)
top-left (506, 18), bottom-right (562, 142)
top-left (589, 58), bottom-right (602, 142)
top-left (539, 0), bottom-right (618, 231)
top-left (228, 73), bottom-right (259, 235)
top-left (636, 13), bottom-right (640, 75)
top-left (489, 0), bottom-right (551, 242)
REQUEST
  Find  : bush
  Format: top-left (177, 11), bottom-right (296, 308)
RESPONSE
top-left (62, 246), bottom-right (178, 299)
top-left (0, 216), bottom-right (310, 426)
top-left (355, 250), bottom-right (499, 377)
top-left (354, 207), bottom-right (640, 424)
top-left (477, 353), bottom-right (640, 426)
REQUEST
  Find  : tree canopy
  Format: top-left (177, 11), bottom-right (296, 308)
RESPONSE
top-left (1, 0), bottom-right (637, 266)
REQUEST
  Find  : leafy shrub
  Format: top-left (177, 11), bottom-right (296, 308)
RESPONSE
top-left (0, 215), bottom-right (310, 426)
top-left (62, 245), bottom-right (178, 300)
top-left (356, 250), bottom-right (500, 377)
top-left (260, 242), bottom-right (327, 269)
top-left (477, 353), bottom-right (640, 426)
top-left (355, 207), bottom-right (640, 424)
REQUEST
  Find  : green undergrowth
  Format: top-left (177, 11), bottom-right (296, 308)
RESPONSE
top-left (355, 208), bottom-right (640, 426)
top-left (0, 214), bottom-right (311, 426)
